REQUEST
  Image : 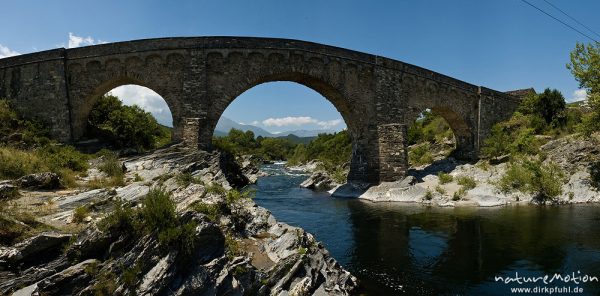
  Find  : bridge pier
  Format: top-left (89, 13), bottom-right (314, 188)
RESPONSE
top-left (182, 118), bottom-right (201, 148)
top-left (376, 123), bottom-right (409, 182)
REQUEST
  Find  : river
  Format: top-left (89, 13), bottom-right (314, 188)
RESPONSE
top-left (249, 163), bottom-right (600, 295)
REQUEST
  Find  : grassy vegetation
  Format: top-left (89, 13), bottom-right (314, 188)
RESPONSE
top-left (497, 157), bottom-right (565, 203)
top-left (456, 176), bottom-right (477, 190)
top-left (0, 200), bottom-right (54, 245)
top-left (0, 100), bottom-right (90, 187)
top-left (424, 190), bottom-right (433, 200)
top-left (175, 171), bottom-right (204, 187)
top-left (72, 206), bottom-right (91, 223)
top-left (408, 142), bottom-right (434, 166)
top-left (435, 185), bottom-right (446, 194)
top-left (438, 172), bottom-right (453, 184)
top-left (407, 110), bottom-right (454, 166)
top-left (98, 188), bottom-right (199, 254)
top-left (481, 89), bottom-right (579, 160)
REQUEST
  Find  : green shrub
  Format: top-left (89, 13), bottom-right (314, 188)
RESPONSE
top-left (497, 158), bottom-right (565, 203)
top-left (92, 272), bottom-right (117, 295)
top-left (98, 199), bottom-right (136, 232)
top-left (453, 188), bottom-right (466, 201)
top-left (122, 263), bottom-right (141, 287)
top-left (297, 247), bottom-right (308, 255)
top-left (424, 190), bottom-right (433, 200)
top-left (176, 172), bottom-right (204, 187)
top-left (438, 172), bottom-right (453, 184)
top-left (519, 88), bottom-right (566, 127)
top-left (140, 188), bottom-right (177, 232)
top-left (134, 173), bottom-right (143, 182)
top-left (435, 185), bottom-right (446, 194)
top-left (191, 202), bottom-right (223, 221)
top-left (87, 175), bottom-right (125, 189)
top-left (0, 100), bottom-right (89, 186)
top-left (205, 183), bottom-right (227, 196)
top-left (98, 152), bottom-right (123, 178)
top-left (72, 206), bottom-right (90, 223)
top-left (0, 147), bottom-right (45, 179)
top-left (286, 130), bottom-right (351, 167)
top-left (224, 233), bottom-right (243, 259)
top-left (409, 142), bottom-right (434, 166)
top-left (39, 145), bottom-right (89, 172)
top-left (457, 176), bottom-right (477, 190)
top-left (226, 188), bottom-right (255, 206)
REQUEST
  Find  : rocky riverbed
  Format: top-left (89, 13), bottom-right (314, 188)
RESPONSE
top-left (0, 145), bottom-right (356, 295)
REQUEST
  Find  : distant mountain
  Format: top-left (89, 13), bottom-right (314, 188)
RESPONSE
top-left (277, 134), bottom-right (315, 145)
top-left (215, 116), bottom-right (275, 137)
top-left (214, 116), bottom-right (338, 140)
top-left (275, 129), bottom-right (338, 137)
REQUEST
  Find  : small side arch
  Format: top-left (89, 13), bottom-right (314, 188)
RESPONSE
top-left (70, 76), bottom-right (181, 143)
top-left (406, 106), bottom-right (476, 160)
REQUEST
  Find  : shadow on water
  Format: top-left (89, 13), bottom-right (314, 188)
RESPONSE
top-left (252, 164), bottom-right (600, 295)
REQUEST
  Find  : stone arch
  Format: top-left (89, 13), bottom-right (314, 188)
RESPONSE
top-left (206, 74), bottom-right (358, 150)
top-left (207, 72), bottom-right (356, 136)
top-left (405, 105), bottom-right (475, 160)
top-left (202, 70), bottom-right (362, 182)
top-left (70, 76), bottom-right (180, 143)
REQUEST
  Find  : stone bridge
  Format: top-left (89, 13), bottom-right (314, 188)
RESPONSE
top-left (0, 37), bottom-right (522, 184)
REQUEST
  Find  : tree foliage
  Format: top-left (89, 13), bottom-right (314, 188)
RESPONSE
top-left (88, 95), bottom-right (171, 151)
top-left (518, 88), bottom-right (566, 127)
top-left (568, 42), bottom-right (600, 94)
top-left (287, 130), bottom-right (351, 168)
top-left (212, 128), bottom-right (297, 161)
top-left (568, 42), bottom-right (600, 135)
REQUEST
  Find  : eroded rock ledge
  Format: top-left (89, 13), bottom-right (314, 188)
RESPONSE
top-left (0, 145), bottom-right (357, 295)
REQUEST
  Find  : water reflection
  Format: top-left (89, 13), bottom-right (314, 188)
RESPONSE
top-left (346, 202), bottom-right (600, 295)
top-left (252, 164), bottom-right (600, 295)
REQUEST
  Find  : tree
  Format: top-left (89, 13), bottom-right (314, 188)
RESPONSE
top-left (568, 42), bottom-right (600, 135)
top-left (518, 88), bottom-right (566, 127)
top-left (88, 95), bottom-right (170, 151)
top-left (568, 42), bottom-right (600, 94)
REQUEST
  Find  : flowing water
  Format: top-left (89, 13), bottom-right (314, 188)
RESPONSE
top-left (250, 163), bottom-right (600, 295)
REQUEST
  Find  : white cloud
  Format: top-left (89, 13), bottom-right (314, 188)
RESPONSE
top-left (67, 32), bottom-right (106, 48)
top-left (0, 44), bottom-right (20, 58)
top-left (263, 116), bottom-right (318, 127)
top-left (251, 121), bottom-right (260, 125)
top-left (108, 85), bottom-right (173, 126)
top-left (317, 119), bottom-right (343, 129)
top-left (570, 89), bottom-right (588, 102)
top-left (262, 116), bottom-right (344, 130)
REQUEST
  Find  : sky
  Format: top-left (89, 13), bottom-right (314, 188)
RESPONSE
top-left (1, 0), bottom-right (599, 131)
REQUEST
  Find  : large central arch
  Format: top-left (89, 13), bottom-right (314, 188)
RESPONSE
top-left (198, 50), bottom-right (374, 183)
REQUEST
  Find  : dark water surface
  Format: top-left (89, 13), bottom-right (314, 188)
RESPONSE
top-left (250, 164), bottom-right (600, 295)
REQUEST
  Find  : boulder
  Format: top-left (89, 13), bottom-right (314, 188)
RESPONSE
top-left (300, 171), bottom-right (335, 191)
top-left (34, 259), bottom-right (98, 295)
top-left (236, 155), bottom-right (262, 184)
top-left (0, 232), bottom-right (72, 265)
top-left (0, 181), bottom-right (18, 199)
top-left (17, 172), bottom-right (60, 189)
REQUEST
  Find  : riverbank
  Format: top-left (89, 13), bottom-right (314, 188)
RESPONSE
top-left (0, 145), bottom-right (356, 295)
top-left (293, 135), bottom-right (600, 207)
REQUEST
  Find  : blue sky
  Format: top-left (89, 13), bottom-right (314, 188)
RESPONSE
top-left (1, 0), bottom-right (598, 130)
